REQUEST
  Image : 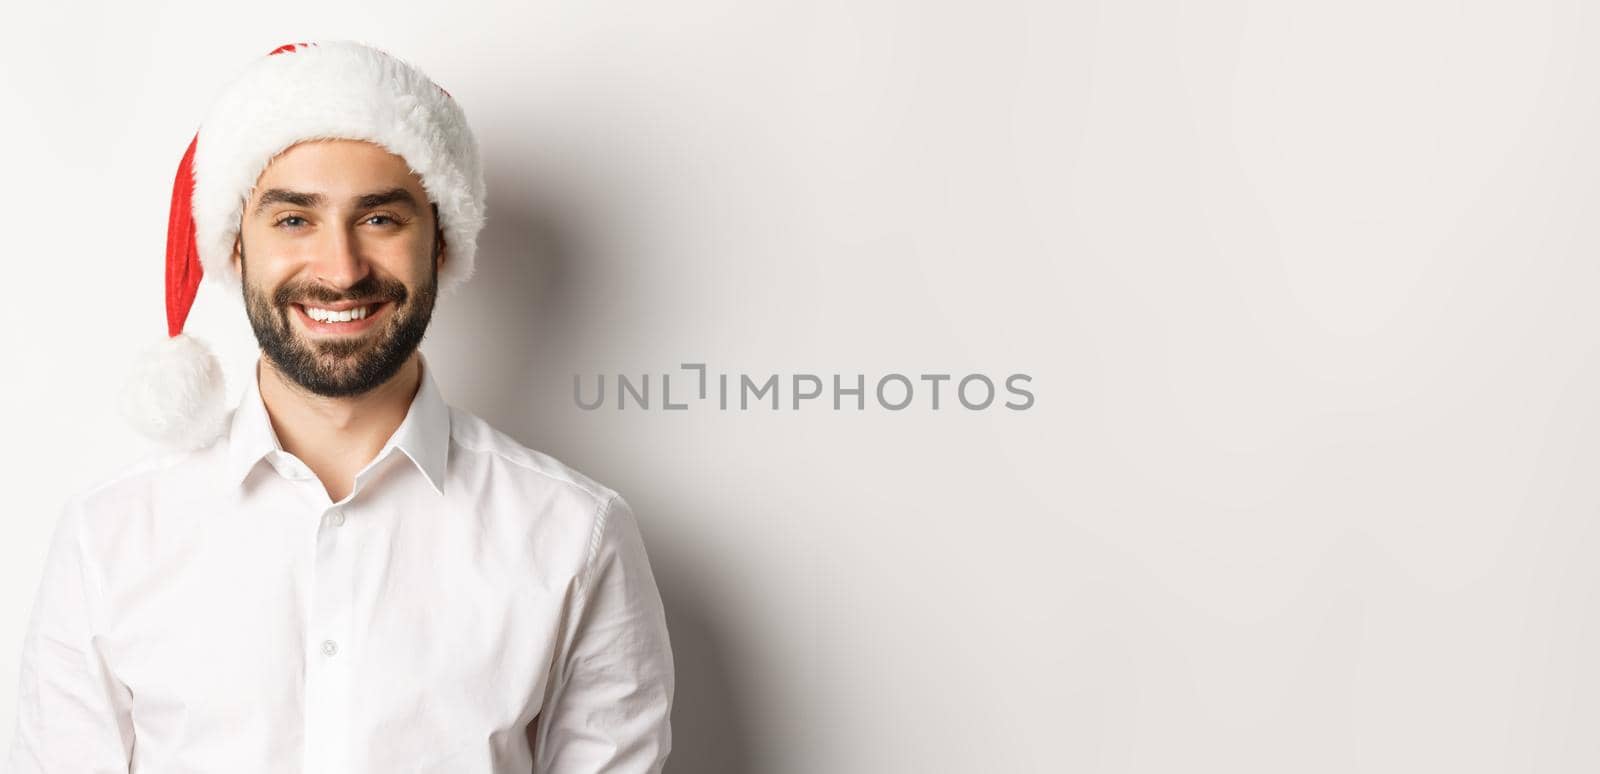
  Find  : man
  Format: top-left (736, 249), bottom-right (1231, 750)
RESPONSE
top-left (4, 41), bottom-right (674, 773)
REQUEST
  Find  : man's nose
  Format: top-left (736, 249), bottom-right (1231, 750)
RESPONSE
top-left (307, 220), bottom-right (370, 290)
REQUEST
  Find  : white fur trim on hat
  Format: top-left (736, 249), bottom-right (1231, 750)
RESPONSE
top-left (191, 40), bottom-right (486, 298)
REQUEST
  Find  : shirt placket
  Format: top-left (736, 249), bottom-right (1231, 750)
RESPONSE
top-left (283, 458), bottom-right (358, 774)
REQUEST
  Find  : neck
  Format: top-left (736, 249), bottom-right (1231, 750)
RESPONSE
top-left (256, 352), bottom-right (421, 485)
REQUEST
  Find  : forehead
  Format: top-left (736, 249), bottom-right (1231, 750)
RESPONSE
top-left (251, 139), bottom-right (427, 201)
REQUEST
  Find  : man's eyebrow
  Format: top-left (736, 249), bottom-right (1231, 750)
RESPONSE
top-left (251, 187), bottom-right (421, 216)
top-left (355, 188), bottom-right (420, 210)
top-left (252, 188), bottom-right (322, 216)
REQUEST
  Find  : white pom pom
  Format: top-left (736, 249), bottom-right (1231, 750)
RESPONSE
top-left (119, 333), bottom-right (229, 451)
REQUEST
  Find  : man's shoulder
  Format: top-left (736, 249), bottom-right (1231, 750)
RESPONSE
top-left (444, 405), bottom-right (620, 512)
top-left (84, 435), bottom-right (222, 491)
top-left (61, 433), bottom-right (229, 530)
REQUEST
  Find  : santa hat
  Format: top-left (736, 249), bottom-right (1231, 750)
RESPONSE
top-left (118, 40), bottom-right (487, 451)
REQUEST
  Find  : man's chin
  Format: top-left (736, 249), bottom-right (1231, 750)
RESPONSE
top-left (276, 356), bottom-right (388, 398)
top-left (299, 333), bottom-right (378, 353)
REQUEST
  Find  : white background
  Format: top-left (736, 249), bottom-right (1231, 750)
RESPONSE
top-left (4, 1), bottom-right (1599, 772)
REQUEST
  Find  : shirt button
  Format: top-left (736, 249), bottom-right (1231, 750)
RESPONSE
top-left (326, 510), bottom-right (346, 527)
top-left (321, 639), bottom-right (339, 656)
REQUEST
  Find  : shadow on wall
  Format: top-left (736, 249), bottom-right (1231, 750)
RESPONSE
top-left (654, 532), bottom-right (756, 774)
top-left (429, 159), bottom-right (755, 773)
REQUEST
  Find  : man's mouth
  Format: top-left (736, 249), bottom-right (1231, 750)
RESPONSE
top-left (291, 300), bottom-right (391, 334)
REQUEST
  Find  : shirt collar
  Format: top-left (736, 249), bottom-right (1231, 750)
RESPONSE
top-left (224, 352), bottom-right (451, 495)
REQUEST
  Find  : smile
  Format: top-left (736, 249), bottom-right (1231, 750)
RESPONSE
top-left (292, 301), bottom-right (391, 335)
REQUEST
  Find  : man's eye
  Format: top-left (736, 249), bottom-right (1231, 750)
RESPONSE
top-left (365, 215), bottom-right (398, 226)
top-left (275, 216), bottom-right (307, 229)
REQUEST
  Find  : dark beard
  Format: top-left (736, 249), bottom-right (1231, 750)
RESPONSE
top-left (240, 244), bottom-right (437, 398)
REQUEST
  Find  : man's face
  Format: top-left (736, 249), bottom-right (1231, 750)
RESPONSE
top-left (235, 139), bottom-right (445, 398)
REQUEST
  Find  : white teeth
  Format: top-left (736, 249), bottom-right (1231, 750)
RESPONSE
top-left (304, 305), bottom-right (371, 323)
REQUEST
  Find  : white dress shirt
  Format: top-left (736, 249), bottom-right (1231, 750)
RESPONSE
top-left (4, 353), bottom-right (674, 773)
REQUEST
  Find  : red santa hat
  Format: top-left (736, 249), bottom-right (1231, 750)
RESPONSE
top-left (119, 40), bottom-right (487, 451)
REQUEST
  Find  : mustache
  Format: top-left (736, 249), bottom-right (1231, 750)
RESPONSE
top-left (272, 276), bottom-right (408, 308)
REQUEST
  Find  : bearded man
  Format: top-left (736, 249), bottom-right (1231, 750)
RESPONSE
top-left (5, 40), bottom-right (675, 774)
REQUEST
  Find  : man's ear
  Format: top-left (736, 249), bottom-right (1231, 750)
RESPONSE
top-left (231, 236), bottom-right (242, 274)
top-left (433, 227), bottom-right (448, 272)
top-left (430, 203), bottom-right (447, 272)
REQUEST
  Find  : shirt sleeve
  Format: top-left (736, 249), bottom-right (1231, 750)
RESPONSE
top-left (529, 494), bottom-right (675, 773)
top-left (4, 495), bottom-right (135, 773)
